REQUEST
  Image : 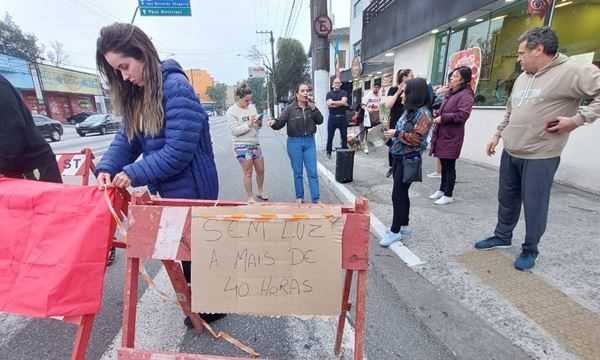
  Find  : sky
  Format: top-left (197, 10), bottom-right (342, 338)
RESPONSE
top-left (1, 0), bottom-right (349, 85)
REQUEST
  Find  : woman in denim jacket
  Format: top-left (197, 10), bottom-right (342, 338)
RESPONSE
top-left (380, 78), bottom-right (433, 247)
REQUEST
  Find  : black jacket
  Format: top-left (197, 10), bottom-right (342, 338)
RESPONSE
top-left (0, 74), bottom-right (58, 179)
top-left (271, 101), bottom-right (324, 137)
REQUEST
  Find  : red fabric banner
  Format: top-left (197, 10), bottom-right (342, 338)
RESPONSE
top-left (0, 177), bottom-right (118, 317)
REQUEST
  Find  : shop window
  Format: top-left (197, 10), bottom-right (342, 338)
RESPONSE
top-left (429, 0), bottom-right (545, 106)
top-left (476, 2), bottom-right (544, 106)
top-left (431, 32), bottom-right (449, 85)
top-left (353, 41), bottom-right (362, 58)
top-left (551, 0), bottom-right (600, 69)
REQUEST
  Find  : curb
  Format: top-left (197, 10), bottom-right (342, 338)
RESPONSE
top-left (317, 161), bottom-right (424, 267)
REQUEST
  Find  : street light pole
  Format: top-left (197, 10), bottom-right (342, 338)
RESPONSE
top-left (257, 30), bottom-right (277, 117)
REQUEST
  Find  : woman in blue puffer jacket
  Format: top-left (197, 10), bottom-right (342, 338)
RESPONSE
top-left (95, 23), bottom-right (222, 324)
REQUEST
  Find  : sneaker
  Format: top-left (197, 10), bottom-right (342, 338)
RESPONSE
top-left (184, 313), bottom-right (227, 328)
top-left (474, 236), bottom-right (512, 250)
top-left (326, 152), bottom-right (332, 159)
top-left (379, 230), bottom-right (402, 247)
top-left (427, 172), bottom-right (442, 178)
top-left (363, 146), bottom-right (369, 154)
top-left (514, 252), bottom-right (538, 271)
top-left (428, 190), bottom-right (444, 200)
top-left (434, 196), bottom-right (454, 205)
top-left (400, 226), bottom-right (413, 237)
top-left (385, 167), bottom-right (393, 178)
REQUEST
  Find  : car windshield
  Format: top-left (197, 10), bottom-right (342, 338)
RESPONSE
top-left (81, 115), bottom-right (106, 125)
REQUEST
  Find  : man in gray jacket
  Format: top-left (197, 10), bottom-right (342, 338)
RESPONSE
top-left (476, 27), bottom-right (600, 270)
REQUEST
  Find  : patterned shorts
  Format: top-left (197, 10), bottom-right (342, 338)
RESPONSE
top-left (233, 144), bottom-right (263, 161)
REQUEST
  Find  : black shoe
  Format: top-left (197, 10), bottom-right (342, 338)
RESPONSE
top-left (385, 167), bottom-right (393, 178)
top-left (106, 247), bottom-right (116, 267)
top-left (326, 152), bottom-right (332, 159)
top-left (184, 313), bottom-right (227, 328)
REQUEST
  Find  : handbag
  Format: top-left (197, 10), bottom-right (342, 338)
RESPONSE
top-left (402, 155), bottom-right (422, 183)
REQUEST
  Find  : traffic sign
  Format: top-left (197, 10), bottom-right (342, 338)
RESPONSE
top-left (313, 15), bottom-right (333, 38)
top-left (139, 0), bottom-right (191, 16)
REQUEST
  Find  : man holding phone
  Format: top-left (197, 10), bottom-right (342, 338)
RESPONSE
top-left (477, 27), bottom-right (600, 270)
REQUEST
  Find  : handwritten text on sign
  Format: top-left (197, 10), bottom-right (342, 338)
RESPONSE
top-left (190, 206), bottom-right (346, 316)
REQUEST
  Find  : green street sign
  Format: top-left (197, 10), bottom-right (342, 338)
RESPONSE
top-left (139, 0), bottom-right (191, 17)
top-left (140, 7), bottom-right (191, 16)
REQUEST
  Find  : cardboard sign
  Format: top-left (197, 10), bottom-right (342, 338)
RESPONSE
top-left (447, 47), bottom-right (482, 93)
top-left (190, 205), bottom-right (346, 316)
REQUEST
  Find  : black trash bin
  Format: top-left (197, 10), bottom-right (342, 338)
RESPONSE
top-left (335, 149), bottom-right (355, 183)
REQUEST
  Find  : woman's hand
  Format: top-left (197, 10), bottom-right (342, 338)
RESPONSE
top-left (249, 115), bottom-right (258, 127)
top-left (97, 172), bottom-right (112, 189)
top-left (433, 116), bottom-right (442, 124)
top-left (267, 119), bottom-right (276, 127)
top-left (112, 171), bottom-right (131, 189)
top-left (384, 129), bottom-right (396, 139)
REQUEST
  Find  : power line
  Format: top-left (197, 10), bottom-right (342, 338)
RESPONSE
top-left (283, 0), bottom-right (297, 37)
top-left (289, 0), bottom-right (305, 37)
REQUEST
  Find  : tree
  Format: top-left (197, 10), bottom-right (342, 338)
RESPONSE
top-left (0, 13), bottom-right (43, 61)
top-left (206, 83), bottom-right (228, 113)
top-left (46, 40), bottom-right (69, 66)
top-left (247, 77), bottom-right (266, 114)
top-left (274, 38), bottom-right (309, 103)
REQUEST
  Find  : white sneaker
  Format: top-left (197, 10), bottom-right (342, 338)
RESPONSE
top-left (363, 147), bottom-right (369, 154)
top-left (434, 196), bottom-right (454, 205)
top-left (429, 190), bottom-right (444, 200)
top-left (427, 172), bottom-right (442, 178)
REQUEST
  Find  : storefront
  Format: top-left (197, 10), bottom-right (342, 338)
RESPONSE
top-left (36, 64), bottom-right (104, 122)
top-left (361, 0), bottom-right (600, 193)
top-left (0, 54), bottom-right (44, 114)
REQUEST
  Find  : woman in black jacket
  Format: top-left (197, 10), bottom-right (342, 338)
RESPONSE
top-left (269, 83), bottom-right (324, 203)
top-left (0, 74), bottom-right (61, 183)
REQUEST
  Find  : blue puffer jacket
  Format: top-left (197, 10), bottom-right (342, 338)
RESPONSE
top-left (96, 60), bottom-right (218, 200)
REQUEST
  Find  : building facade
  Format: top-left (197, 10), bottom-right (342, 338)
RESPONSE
top-left (1, 54), bottom-right (106, 121)
top-left (35, 64), bottom-right (104, 122)
top-left (359, 0), bottom-right (600, 193)
top-left (185, 68), bottom-right (214, 103)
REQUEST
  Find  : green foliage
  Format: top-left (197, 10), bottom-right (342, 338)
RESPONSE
top-left (0, 13), bottom-right (43, 62)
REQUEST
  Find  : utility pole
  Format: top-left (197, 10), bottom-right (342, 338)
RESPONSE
top-left (257, 30), bottom-right (278, 118)
top-left (310, 0), bottom-right (330, 150)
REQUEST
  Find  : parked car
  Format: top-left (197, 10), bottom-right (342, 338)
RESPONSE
top-left (66, 111), bottom-right (95, 124)
top-left (33, 114), bottom-right (63, 142)
top-left (76, 114), bottom-right (121, 137)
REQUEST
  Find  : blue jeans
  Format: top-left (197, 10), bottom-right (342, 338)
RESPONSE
top-left (287, 135), bottom-right (320, 203)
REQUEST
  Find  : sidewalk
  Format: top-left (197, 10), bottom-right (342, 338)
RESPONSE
top-left (318, 144), bottom-right (600, 360)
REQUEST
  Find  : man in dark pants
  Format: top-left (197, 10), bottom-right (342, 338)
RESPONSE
top-left (476, 27), bottom-right (600, 270)
top-left (325, 78), bottom-right (348, 158)
top-left (0, 74), bottom-right (61, 183)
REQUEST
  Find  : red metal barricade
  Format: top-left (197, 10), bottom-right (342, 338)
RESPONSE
top-left (118, 192), bottom-right (370, 360)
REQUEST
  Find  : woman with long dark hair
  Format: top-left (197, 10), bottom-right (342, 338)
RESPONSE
top-left (268, 83), bottom-right (324, 203)
top-left (384, 68), bottom-right (414, 177)
top-left (94, 23), bottom-right (223, 325)
top-left (429, 66), bottom-right (475, 205)
top-left (380, 78), bottom-right (432, 247)
top-left (227, 82), bottom-right (268, 202)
